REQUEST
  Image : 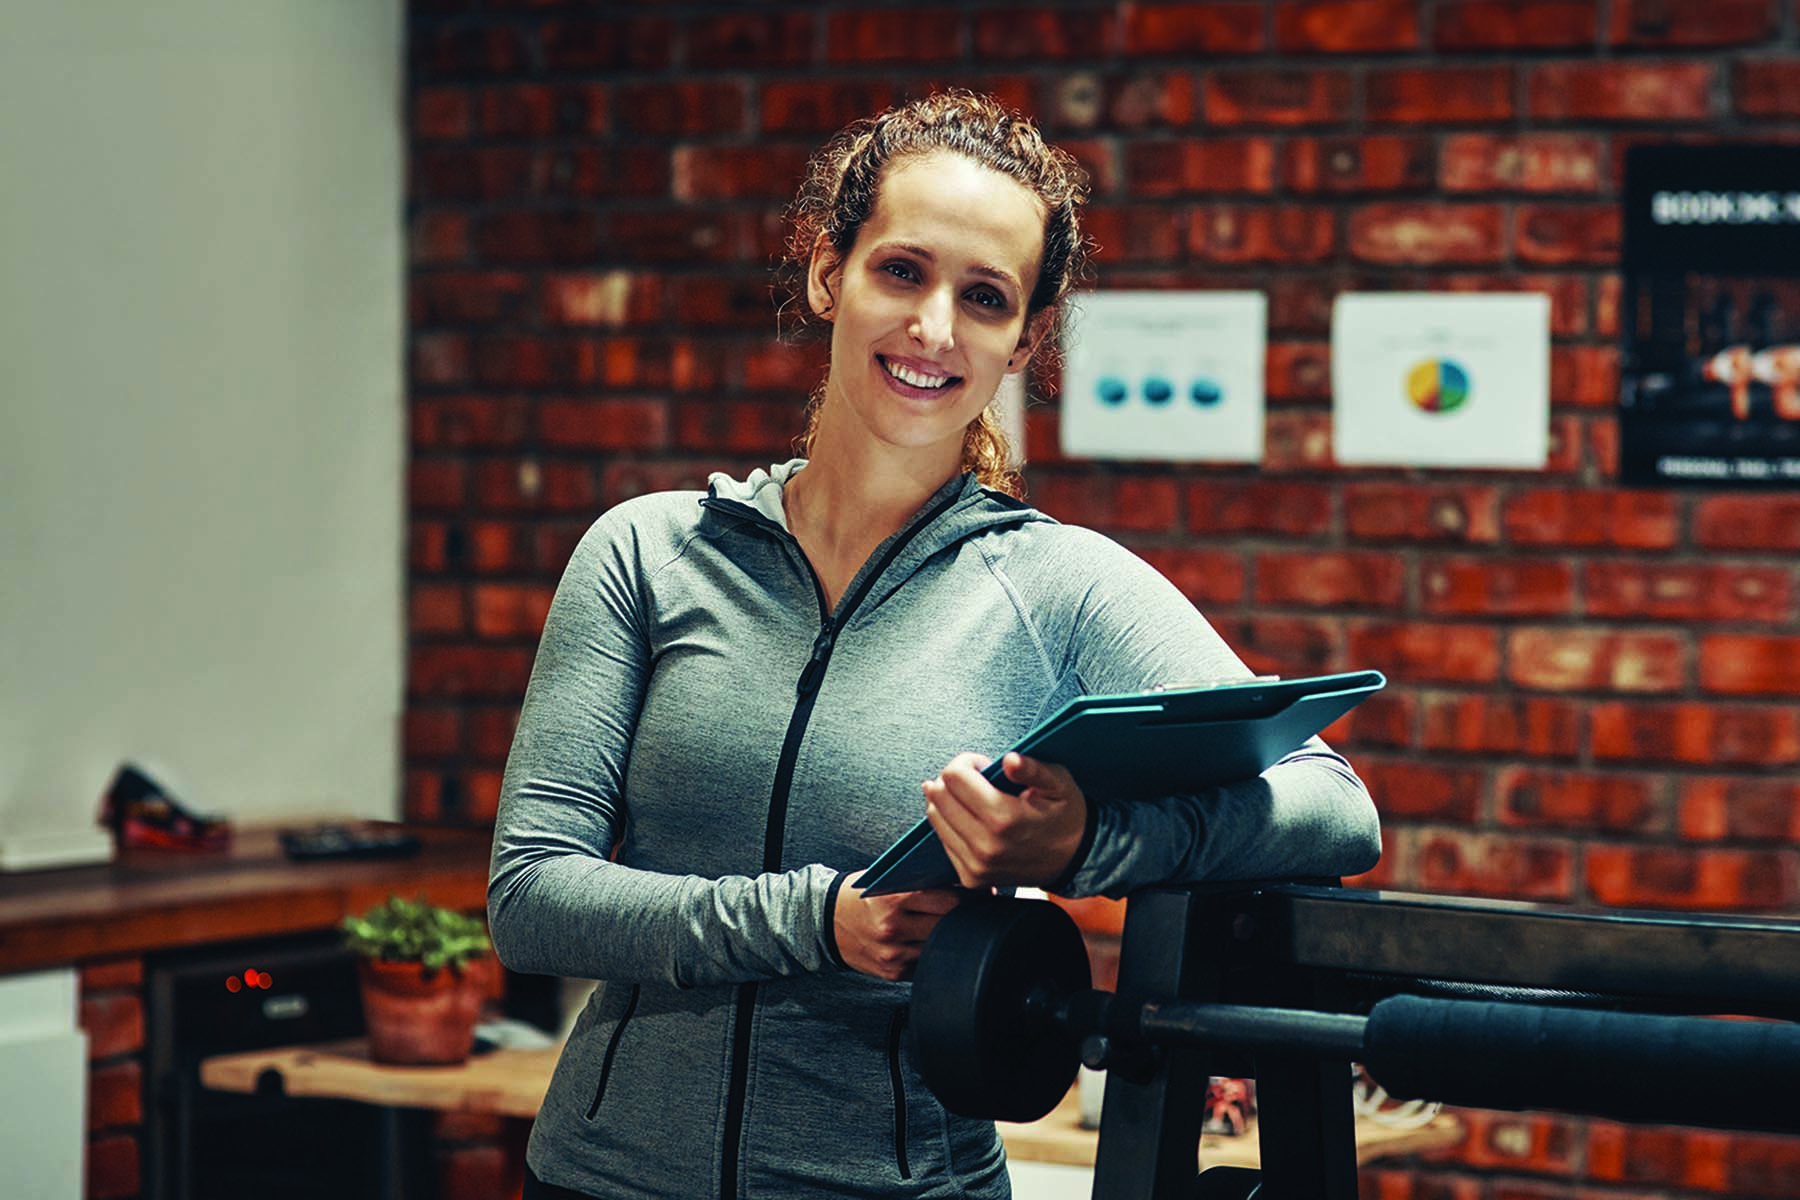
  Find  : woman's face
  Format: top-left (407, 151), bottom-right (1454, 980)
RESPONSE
top-left (808, 150), bottom-right (1047, 472)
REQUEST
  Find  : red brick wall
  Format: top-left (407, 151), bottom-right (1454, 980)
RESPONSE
top-left (404, 3), bottom-right (1800, 1197)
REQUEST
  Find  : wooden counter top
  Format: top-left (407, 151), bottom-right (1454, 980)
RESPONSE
top-left (202, 1039), bottom-right (1463, 1168)
top-left (0, 823), bottom-right (492, 974)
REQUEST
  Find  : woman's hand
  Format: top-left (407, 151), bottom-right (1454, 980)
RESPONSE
top-left (923, 751), bottom-right (1087, 890)
top-left (832, 872), bottom-right (964, 981)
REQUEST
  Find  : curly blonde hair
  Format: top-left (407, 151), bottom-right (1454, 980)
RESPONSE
top-left (781, 90), bottom-right (1092, 497)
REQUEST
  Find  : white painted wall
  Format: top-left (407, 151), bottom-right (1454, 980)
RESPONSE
top-left (0, 0), bottom-right (406, 850)
top-left (0, 969), bottom-right (87, 1198)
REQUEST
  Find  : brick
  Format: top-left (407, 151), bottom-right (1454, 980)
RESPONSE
top-left (672, 276), bottom-right (789, 331)
top-left (88, 1132), bottom-right (140, 1200)
top-left (409, 460), bottom-right (467, 513)
top-left (413, 272), bottom-right (533, 326)
top-left (689, 13), bottom-right (814, 70)
top-left (437, 1141), bottom-right (514, 1200)
top-left (603, 211), bottom-right (744, 265)
top-left (539, 397), bottom-right (668, 453)
top-left (740, 340), bottom-right (830, 394)
top-left (593, 336), bottom-right (717, 392)
top-left (1349, 622), bottom-right (1502, 684)
top-left (411, 521), bottom-right (449, 574)
top-left (1132, 547), bottom-right (1248, 606)
top-left (472, 584), bottom-right (555, 641)
top-left (541, 272), bottom-right (661, 329)
top-left (1359, 760), bottom-right (1484, 822)
top-left (1587, 846), bottom-right (1792, 910)
top-left (82, 993), bottom-right (144, 1059)
top-left (1234, 615), bottom-right (1346, 677)
top-left (1447, 1110), bottom-right (1580, 1175)
top-left (1366, 66), bottom-right (1514, 124)
top-left (1679, 777), bottom-right (1800, 843)
top-left (1421, 557), bottom-right (1574, 617)
top-left (614, 81), bottom-right (745, 137)
top-left (1515, 204), bottom-right (1621, 266)
top-left (1122, 4), bottom-right (1264, 56)
top-left (89, 1059), bottom-right (143, 1130)
top-left (1254, 551), bottom-right (1405, 610)
top-left (974, 8), bottom-right (1116, 58)
top-left (1543, 414), bottom-right (1583, 476)
top-left (472, 459), bottom-right (601, 514)
top-left (475, 211), bottom-right (603, 264)
top-left (1609, 0), bottom-right (1775, 47)
top-left (760, 80), bottom-right (896, 135)
top-left (1591, 702), bottom-right (1800, 766)
top-left (1349, 203), bottom-right (1505, 265)
top-left (1262, 340), bottom-right (1329, 402)
top-left (1283, 136), bottom-right (1434, 193)
top-left (1507, 627), bottom-right (1686, 694)
top-left (1694, 496), bottom-right (1800, 551)
top-left (540, 18), bottom-right (672, 72)
top-left (1440, 133), bottom-right (1604, 194)
top-left (1345, 484), bottom-right (1501, 543)
top-left (1586, 413), bottom-right (1620, 477)
top-left (478, 83), bottom-right (606, 137)
top-left (409, 26), bottom-right (527, 79)
top-left (1202, 68), bottom-right (1353, 126)
top-left (1418, 830), bottom-right (1576, 900)
top-left (411, 211), bottom-right (469, 265)
top-left (412, 87), bottom-right (470, 140)
top-left (1125, 138), bottom-right (1277, 196)
top-left (80, 959), bottom-right (143, 991)
top-left (1275, 0), bottom-right (1421, 53)
top-left (1190, 205), bottom-right (1337, 264)
top-left (1434, 1), bottom-right (1599, 51)
top-left (404, 707), bottom-right (461, 760)
top-left (410, 583), bottom-right (466, 637)
top-left (1589, 562), bottom-right (1792, 623)
top-left (469, 706), bottom-right (522, 762)
top-left (1083, 205), bottom-right (1187, 264)
top-left (1421, 693), bottom-right (1582, 758)
top-left (1503, 491), bottom-right (1677, 548)
top-left (461, 521), bottom-right (532, 575)
top-left (1497, 768), bottom-right (1660, 833)
top-left (1188, 481), bottom-right (1333, 537)
top-left (1701, 634), bottom-right (1800, 697)
top-left (602, 460), bottom-right (732, 507)
top-left (1343, 827), bottom-right (1406, 889)
top-left (1266, 276), bottom-right (1340, 335)
top-left (412, 333), bottom-right (469, 387)
top-left (1262, 411), bottom-right (1336, 471)
top-left (405, 769), bottom-right (444, 823)
top-left (1092, 72), bottom-right (1199, 129)
top-left (472, 336), bottom-right (582, 389)
top-left (408, 646), bottom-right (535, 701)
top-left (1029, 473), bottom-right (1181, 533)
top-left (672, 145), bottom-right (812, 203)
top-left (1738, 60), bottom-right (1800, 119)
top-left (826, 9), bottom-right (963, 63)
top-left (1529, 62), bottom-right (1715, 122)
top-left (675, 400), bottom-right (808, 457)
top-left (1728, 1131), bottom-right (1800, 1197)
top-left (1549, 344), bottom-right (1619, 409)
top-left (1340, 691), bottom-right (1414, 749)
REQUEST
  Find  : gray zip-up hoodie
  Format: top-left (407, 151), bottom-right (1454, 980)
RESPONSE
top-left (489, 461), bottom-right (1380, 1199)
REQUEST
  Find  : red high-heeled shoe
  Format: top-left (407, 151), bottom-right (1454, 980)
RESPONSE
top-left (98, 763), bottom-right (233, 851)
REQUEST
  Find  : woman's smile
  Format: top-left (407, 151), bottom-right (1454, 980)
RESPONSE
top-left (877, 354), bottom-right (963, 399)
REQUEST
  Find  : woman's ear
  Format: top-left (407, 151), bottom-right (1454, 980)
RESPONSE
top-left (806, 236), bottom-right (841, 322)
top-left (1007, 308), bottom-right (1056, 373)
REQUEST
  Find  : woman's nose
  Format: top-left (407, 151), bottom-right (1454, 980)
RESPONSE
top-left (908, 287), bottom-right (956, 352)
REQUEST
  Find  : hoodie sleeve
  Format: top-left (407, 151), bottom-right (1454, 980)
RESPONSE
top-left (1021, 528), bottom-right (1382, 899)
top-left (486, 500), bottom-right (840, 988)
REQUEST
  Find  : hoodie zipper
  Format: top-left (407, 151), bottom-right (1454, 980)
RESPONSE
top-left (887, 1006), bottom-right (913, 1180)
top-left (584, 983), bottom-right (640, 1120)
top-left (705, 485), bottom-right (963, 1200)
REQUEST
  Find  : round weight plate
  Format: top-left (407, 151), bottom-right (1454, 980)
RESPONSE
top-left (911, 897), bottom-right (1092, 1123)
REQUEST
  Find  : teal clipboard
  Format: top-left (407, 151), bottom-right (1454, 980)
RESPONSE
top-left (855, 669), bottom-right (1385, 897)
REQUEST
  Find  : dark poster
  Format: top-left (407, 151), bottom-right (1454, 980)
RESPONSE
top-left (1620, 144), bottom-right (1800, 486)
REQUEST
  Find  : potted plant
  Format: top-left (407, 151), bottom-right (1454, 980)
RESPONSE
top-left (340, 894), bottom-right (493, 1065)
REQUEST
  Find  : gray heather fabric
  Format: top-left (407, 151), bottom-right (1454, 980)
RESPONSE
top-left (489, 460), bottom-right (1380, 1200)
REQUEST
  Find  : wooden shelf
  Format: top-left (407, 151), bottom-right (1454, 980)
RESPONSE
top-left (0, 823), bottom-right (492, 973)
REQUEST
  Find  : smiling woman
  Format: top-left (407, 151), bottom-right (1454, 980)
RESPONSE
top-left (489, 89), bottom-right (1382, 1200)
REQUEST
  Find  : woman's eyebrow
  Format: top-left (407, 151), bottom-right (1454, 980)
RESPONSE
top-left (879, 241), bottom-right (1022, 293)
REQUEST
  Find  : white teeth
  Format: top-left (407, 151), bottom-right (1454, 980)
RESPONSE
top-left (885, 359), bottom-right (952, 389)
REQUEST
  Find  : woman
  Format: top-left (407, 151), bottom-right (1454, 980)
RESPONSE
top-left (489, 90), bottom-right (1380, 1200)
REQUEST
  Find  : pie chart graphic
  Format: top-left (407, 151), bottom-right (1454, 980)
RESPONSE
top-left (1406, 358), bottom-right (1471, 414)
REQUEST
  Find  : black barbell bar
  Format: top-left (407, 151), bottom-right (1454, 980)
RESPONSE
top-left (912, 898), bottom-right (1800, 1133)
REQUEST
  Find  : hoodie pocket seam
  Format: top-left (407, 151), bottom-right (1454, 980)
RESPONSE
top-left (888, 1005), bottom-right (912, 1180)
top-left (584, 983), bottom-right (641, 1122)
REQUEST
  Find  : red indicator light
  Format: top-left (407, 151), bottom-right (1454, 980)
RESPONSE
top-left (226, 976), bottom-right (242, 992)
top-left (259, 973), bottom-right (273, 989)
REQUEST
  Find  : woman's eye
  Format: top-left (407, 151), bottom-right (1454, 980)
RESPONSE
top-left (968, 288), bottom-right (1005, 310)
top-left (883, 261), bottom-right (917, 282)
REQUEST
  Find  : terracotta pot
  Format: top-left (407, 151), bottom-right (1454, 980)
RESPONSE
top-left (356, 956), bottom-right (489, 1065)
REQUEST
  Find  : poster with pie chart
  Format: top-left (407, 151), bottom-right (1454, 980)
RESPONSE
top-left (1331, 293), bottom-right (1549, 468)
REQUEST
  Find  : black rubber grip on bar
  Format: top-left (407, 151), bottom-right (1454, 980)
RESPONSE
top-left (1364, 995), bottom-right (1800, 1134)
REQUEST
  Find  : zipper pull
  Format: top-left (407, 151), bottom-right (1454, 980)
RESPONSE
top-left (796, 627), bottom-right (835, 697)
